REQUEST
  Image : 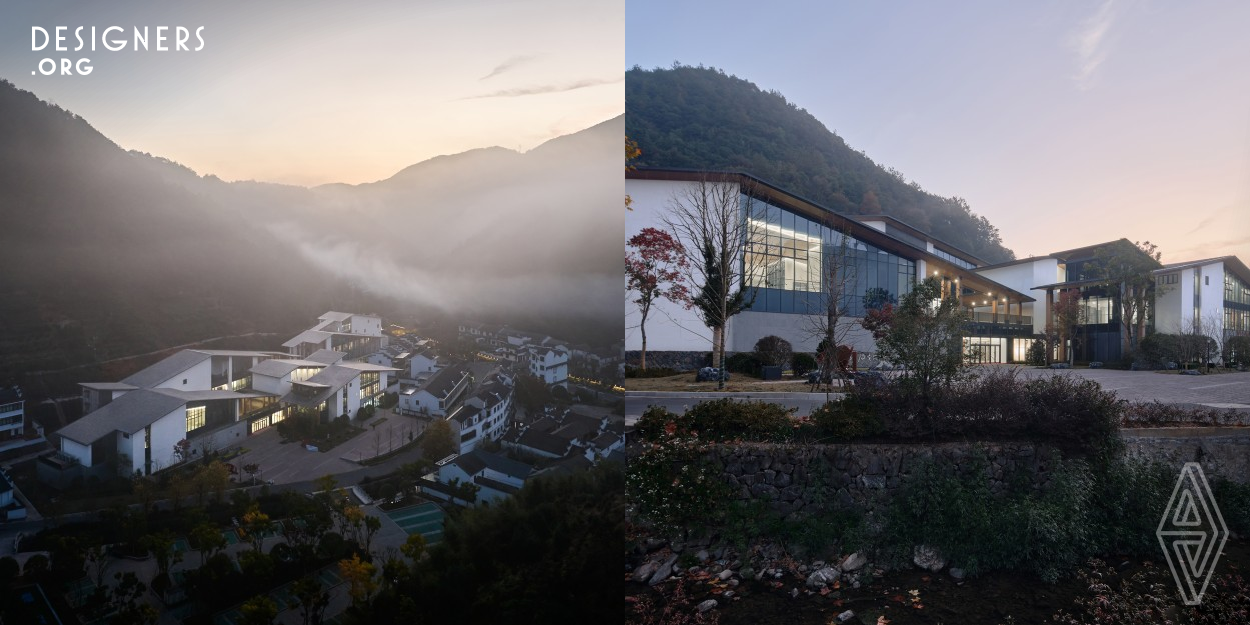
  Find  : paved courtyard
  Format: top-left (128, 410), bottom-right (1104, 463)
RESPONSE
top-left (227, 408), bottom-right (428, 486)
top-left (996, 365), bottom-right (1250, 408)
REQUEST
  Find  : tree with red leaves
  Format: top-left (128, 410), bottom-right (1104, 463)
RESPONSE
top-left (627, 227), bottom-right (689, 370)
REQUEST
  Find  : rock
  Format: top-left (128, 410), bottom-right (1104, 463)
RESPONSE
top-left (723, 590), bottom-right (735, 599)
top-left (728, 578), bottom-right (739, 587)
top-left (695, 549), bottom-right (710, 563)
top-left (913, 545), bottom-right (946, 572)
top-left (696, 599), bottom-right (717, 613)
top-left (836, 609), bottom-right (856, 623)
top-left (839, 552), bottom-right (868, 572)
top-left (648, 555), bottom-right (678, 586)
top-left (805, 566), bottom-right (841, 589)
top-left (718, 569), bottom-right (733, 581)
top-left (949, 567), bottom-right (966, 580)
top-left (632, 559), bottom-right (660, 583)
top-left (739, 567), bottom-right (755, 581)
top-left (791, 588), bottom-right (800, 598)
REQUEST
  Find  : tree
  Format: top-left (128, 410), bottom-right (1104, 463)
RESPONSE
top-left (1090, 240), bottom-right (1165, 356)
top-left (1226, 335), bottom-right (1250, 368)
top-left (241, 503), bottom-right (272, 553)
top-left (189, 522), bottom-right (227, 566)
top-left (363, 515), bottom-right (382, 556)
top-left (804, 228), bottom-right (859, 390)
top-left (625, 137), bottom-right (641, 210)
top-left (172, 438), bottom-right (191, 464)
top-left (293, 575), bottom-right (330, 625)
top-left (1054, 289), bottom-right (1087, 365)
top-left (400, 533), bottom-right (426, 562)
top-left (243, 463), bottom-right (260, 485)
top-left (875, 276), bottom-right (969, 402)
top-left (141, 531), bottom-right (181, 595)
top-left (663, 177), bottom-right (761, 389)
top-left (110, 572), bottom-right (158, 625)
top-left (626, 227), bottom-right (689, 370)
top-left (513, 373), bottom-right (551, 413)
top-left (240, 595), bottom-right (278, 625)
top-left (421, 419), bottom-right (456, 461)
top-left (339, 553), bottom-right (378, 608)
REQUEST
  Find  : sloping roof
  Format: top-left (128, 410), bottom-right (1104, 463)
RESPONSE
top-left (121, 350), bottom-right (212, 387)
top-left (306, 365), bottom-right (361, 389)
top-left (305, 349), bottom-right (346, 365)
top-left (450, 405), bottom-right (482, 425)
top-left (319, 311), bottom-right (353, 322)
top-left (852, 214), bottom-right (989, 266)
top-left (418, 365), bottom-right (469, 400)
top-left (191, 350), bottom-right (288, 358)
top-left (336, 361), bottom-right (400, 373)
top-left (473, 475), bottom-right (521, 495)
top-left (57, 389), bottom-right (188, 444)
top-left (79, 382), bottom-right (138, 391)
top-left (283, 330), bottom-right (333, 348)
top-left (514, 429), bottom-right (569, 456)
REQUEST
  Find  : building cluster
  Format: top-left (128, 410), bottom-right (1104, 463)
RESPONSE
top-left (43, 312), bottom-right (397, 484)
top-left (626, 169), bottom-right (1250, 364)
top-left (39, 312), bottom-right (620, 511)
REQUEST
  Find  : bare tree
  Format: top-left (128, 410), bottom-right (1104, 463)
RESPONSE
top-left (1090, 240), bottom-right (1165, 356)
top-left (802, 227), bottom-right (859, 393)
top-left (662, 177), bottom-right (762, 388)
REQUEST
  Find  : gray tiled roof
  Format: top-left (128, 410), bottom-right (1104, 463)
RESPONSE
top-left (305, 349), bottom-right (346, 365)
top-left (249, 359), bottom-right (325, 378)
top-left (57, 389), bottom-right (188, 444)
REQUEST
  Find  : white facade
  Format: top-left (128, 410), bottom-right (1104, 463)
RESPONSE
top-left (0, 390), bottom-right (23, 442)
top-left (1154, 260), bottom-right (1226, 336)
top-left (527, 346), bottom-right (569, 386)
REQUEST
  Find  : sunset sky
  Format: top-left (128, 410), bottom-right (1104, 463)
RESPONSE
top-left (627, 1), bottom-right (1250, 265)
top-left (1, 0), bottom-right (623, 186)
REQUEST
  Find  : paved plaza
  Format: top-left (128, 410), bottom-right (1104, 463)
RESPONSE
top-left (228, 408), bottom-right (428, 486)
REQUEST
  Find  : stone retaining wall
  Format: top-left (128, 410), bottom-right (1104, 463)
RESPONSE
top-left (711, 430), bottom-right (1250, 519)
top-left (712, 442), bottom-right (1056, 518)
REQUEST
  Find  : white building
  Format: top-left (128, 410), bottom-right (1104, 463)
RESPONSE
top-left (429, 450), bottom-right (533, 505)
top-left (0, 386), bottom-right (24, 444)
top-left (398, 365), bottom-right (471, 417)
top-left (284, 311), bottom-right (385, 359)
top-left (524, 345), bottom-right (569, 386)
top-left (446, 380), bottom-right (514, 453)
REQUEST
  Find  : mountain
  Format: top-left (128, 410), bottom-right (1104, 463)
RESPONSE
top-left (0, 79), bottom-right (622, 397)
top-left (625, 66), bottom-right (1015, 263)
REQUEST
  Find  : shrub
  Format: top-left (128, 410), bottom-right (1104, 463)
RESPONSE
top-left (626, 435), bottom-right (729, 535)
top-left (1139, 332), bottom-right (1180, 368)
top-left (792, 352), bottom-right (817, 376)
top-left (724, 352), bottom-right (762, 376)
top-left (1026, 337), bottom-right (1047, 366)
top-left (809, 396), bottom-right (884, 440)
top-left (1021, 374), bottom-right (1123, 457)
top-left (753, 335), bottom-right (792, 368)
top-left (634, 399), bottom-right (795, 444)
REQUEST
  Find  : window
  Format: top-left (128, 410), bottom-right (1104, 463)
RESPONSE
top-left (186, 405), bottom-right (206, 432)
top-left (1158, 273), bottom-right (1178, 285)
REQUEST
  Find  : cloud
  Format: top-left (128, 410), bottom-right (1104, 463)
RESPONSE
top-left (1069, 0), bottom-right (1121, 89)
top-left (480, 55), bottom-right (536, 81)
top-left (460, 77), bottom-right (623, 100)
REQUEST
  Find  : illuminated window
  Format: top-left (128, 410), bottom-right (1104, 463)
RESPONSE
top-left (186, 406), bottom-right (206, 432)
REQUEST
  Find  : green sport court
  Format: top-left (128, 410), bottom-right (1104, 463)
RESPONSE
top-left (385, 502), bottom-right (445, 544)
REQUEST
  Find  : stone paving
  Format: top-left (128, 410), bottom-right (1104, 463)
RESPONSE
top-left (993, 365), bottom-right (1250, 408)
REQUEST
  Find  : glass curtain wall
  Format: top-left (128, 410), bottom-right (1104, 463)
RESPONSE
top-left (743, 194), bottom-right (915, 316)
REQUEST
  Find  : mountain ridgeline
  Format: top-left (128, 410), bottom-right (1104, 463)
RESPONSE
top-left (0, 79), bottom-right (622, 395)
top-left (626, 65), bottom-right (1015, 263)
